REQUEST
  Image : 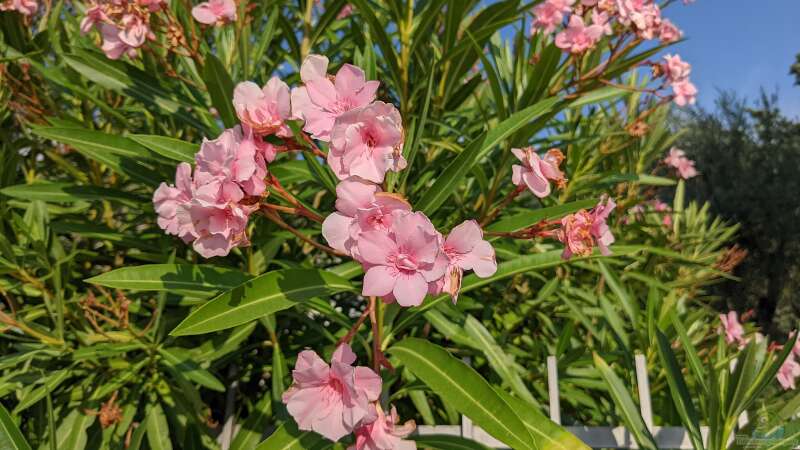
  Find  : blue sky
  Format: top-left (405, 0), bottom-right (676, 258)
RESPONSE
top-left (664, 0), bottom-right (800, 116)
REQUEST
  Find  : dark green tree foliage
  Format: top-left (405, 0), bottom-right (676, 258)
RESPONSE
top-left (678, 92), bottom-right (800, 334)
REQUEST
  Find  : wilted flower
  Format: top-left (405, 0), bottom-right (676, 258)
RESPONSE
top-left (291, 54), bottom-right (379, 141)
top-left (282, 344), bottom-right (382, 441)
top-left (557, 195), bottom-right (616, 259)
top-left (328, 101), bottom-right (406, 183)
top-left (191, 0), bottom-right (236, 25)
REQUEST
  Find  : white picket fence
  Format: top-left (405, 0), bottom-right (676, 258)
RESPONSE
top-left (414, 354), bottom-right (748, 449)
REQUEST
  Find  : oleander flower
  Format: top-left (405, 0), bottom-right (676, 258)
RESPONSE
top-left (558, 195), bottom-right (616, 259)
top-left (358, 211), bottom-right (447, 307)
top-left (663, 147), bottom-right (698, 179)
top-left (777, 355), bottom-right (800, 390)
top-left (118, 14), bottom-right (149, 48)
top-left (671, 79), bottom-right (697, 107)
top-left (615, 0), bottom-right (662, 40)
top-left (191, 0), bottom-right (236, 25)
top-left (349, 405), bottom-right (416, 450)
top-left (188, 178), bottom-right (254, 258)
top-left (439, 220), bottom-right (497, 302)
top-left (662, 54), bottom-right (691, 83)
top-left (719, 311), bottom-right (746, 348)
top-left (100, 24), bottom-right (139, 60)
top-left (0, 0), bottom-right (37, 15)
top-left (153, 163), bottom-right (195, 243)
top-left (511, 147), bottom-right (566, 198)
top-left (328, 101), bottom-right (406, 183)
top-left (291, 54), bottom-right (379, 141)
top-left (194, 125), bottom-right (270, 196)
top-left (282, 344), bottom-right (382, 441)
top-left (531, 0), bottom-right (574, 34)
top-left (321, 177), bottom-right (411, 258)
top-left (232, 78), bottom-right (292, 137)
top-left (592, 9), bottom-right (613, 35)
top-left (555, 15), bottom-right (604, 53)
top-left (80, 4), bottom-right (107, 34)
top-left (658, 18), bottom-right (682, 43)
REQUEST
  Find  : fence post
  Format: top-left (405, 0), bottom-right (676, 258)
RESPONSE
top-left (634, 353), bottom-right (654, 432)
top-left (547, 355), bottom-right (561, 425)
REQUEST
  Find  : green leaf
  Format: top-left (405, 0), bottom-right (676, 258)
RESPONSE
top-left (486, 199), bottom-right (596, 234)
top-left (146, 402), bottom-right (173, 450)
top-left (417, 96), bottom-right (560, 215)
top-left (254, 421), bottom-right (326, 450)
top-left (158, 347), bottom-right (225, 392)
top-left (30, 127), bottom-right (162, 186)
top-left (597, 261), bottom-right (638, 324)
top-left (410, 435), bottom-right (492, 450)
top-left (0, 403), bottom-right (31, 450)
top-left (0, 182), bottom-right (144, 206)
top-left (202, 54), bottom-right (237, 128)
top-left (170, 269), bottom-right (354, 336)
top-left (85, 264), bottom-right (253, 295)
top-left (13, 369), bottom-right (71, 414)
top-left (230, 395), bottom-right (272, 450)
top-left (593, 353), bottom-right (657, 450)
top-left (390, 338), bottom-right (535, 450)
top-left (495, 390), bottom-right (590, 450)
top-left (129, 135), bottom-right (198, 163)
top-left (655, 330), bottom-right (704, 450)
top-left (463, 315), bottom-right (537, 406)
top-left (54, 410), bottom-right (94, 450)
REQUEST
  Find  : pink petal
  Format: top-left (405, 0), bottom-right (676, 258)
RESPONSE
top-left (300, 54), bottom-right (329, 82)
top-left (445, 220), bottom-right (482, 254)
top-left (362, 266), bottom-right (397, 297)
top-left (334, 64), bottom-right (367, 95)
top-left (392, 272), bottom-right (429, 307)
top-left (322, 212), bottom-right (355, 254)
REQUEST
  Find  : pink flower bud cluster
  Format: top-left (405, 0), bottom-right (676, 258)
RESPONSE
top-left (663, 146), bottom-right (697, 179)
top-left (661, 54), bottom-right (697, 107)
top-left (282, 344), bottom-right (416, 448)
top-left (191, 0), bottom-right (236, 26)
top-left (0, 0), bottom-right (37, 16)
top-left (80, 0), bottom-right (163, 60)
top-left (556, 195), bottom-right (616, 259)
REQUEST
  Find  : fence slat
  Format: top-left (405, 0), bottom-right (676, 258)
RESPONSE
top-left (546, 355), bottom-right (561, 425)
top-left (634, 353), bottom-right (653, 431)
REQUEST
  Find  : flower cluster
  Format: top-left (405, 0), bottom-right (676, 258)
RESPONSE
top-left (660, 54), bottom-right (697, 107)
top-left (663, 147), bottom-right (698, 179)
top-left (191, 0), bottom-right (236, 26)
top-left (533, 0), bottom-right (683, 54)
top-left (0, 0), bottom-right (37, 16)
top-left (282, 344), bottom-right (416, 448)
top-left (557, 195), bottom-right (616, 259)
top-left (80, 0), bottom-right (163, 59)
top-left (153, 126), bottom-right (272, 257)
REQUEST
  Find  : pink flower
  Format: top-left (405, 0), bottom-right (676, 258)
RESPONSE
top-left (118, 14), bottom-right (150, 48)
top-left (80, 4), bottom-right (107, 34)
top-left (511, 147), bottom-right (566, 198)
top-left (358, 211), bottom-right (447, 307)
top-left (671, 79), bottom-right (697, 107)
top-left (777, 355), bottom-right (800, 390)
top-left (349, 405), bottom-right (416, 450)
top-left (191, 0), bottom-right (236, 25)
top-left (718, 311), bottom-right (746, 348)
top-left (662, 54), bottom-right (690, 83)
top-left (232, 77), bottom-right (292, 137)
top-left (291, 54), bottom-right (379, 141)
top-left (322, 177), bottom-right (411, 259)
top-left (194, 125), bottom-right (270, 196)
top-left (557, 195), bottom-right (616, 259)
top-left (439, 220), bottom-right (497, 302)
top-left (663, 147), bottom-right (698, 179)
top-left (592, 9), bottom-right (613, 35)
top-left (0, 0), bottom-right (37, 15)
top-left (153, 163), bottom-right (195, 242)
top-left (615, 0), bottom-right (661, 39)
top-left (555, 15), bottom-right (604, 54)
top-left (188, 178), bottom-right (253, 258)
top-left (531, 0), bottom-right (574, 34)
top-left (328, 101), bottom-right (406, 183)
top-left (337, 4), bottom-right (353, 19)
top-left (100, 24), bottom-right (138, 60)
top-left (658, 18), bottom-right (682, 43)
top-left (138, 0), bottom-right (163, 12)
top-left (282, 344), bottom-right (382, 442)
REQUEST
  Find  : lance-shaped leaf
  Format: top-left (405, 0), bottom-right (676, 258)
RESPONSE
top-left (390, 338), bottom-right (535, 450)
top-left (0, 403), bottom-right (31, 450)
top-left (254, 420), bottom-right (326, 450)
top-left (202, 54), bottom-right (237, 128)
top-left (0, 182), bottom-right (145, 207)
top-left (129, 135), bottom-right (198, 163)
top-left (170, 269), bottom-right (354, 336)
top-left (86, 264), bottom-right (253, 295)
